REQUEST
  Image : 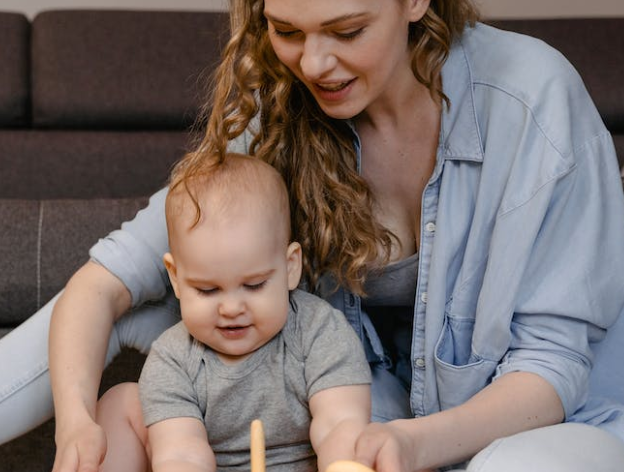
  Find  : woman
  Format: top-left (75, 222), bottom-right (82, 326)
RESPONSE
top-left (2, 0), bottom-right (624, 470)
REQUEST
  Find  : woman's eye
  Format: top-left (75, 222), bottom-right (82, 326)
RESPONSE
top-left (273, 28), bottom-right (299, 38)
top-left (245, 281), bottom-right (267, 291)
top-left (336, 27), bottom-right (364, 40)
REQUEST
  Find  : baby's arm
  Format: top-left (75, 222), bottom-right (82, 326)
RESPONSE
top-left (309, 384), bottom-right (371, 472)
top-left (148, 417), bottom-right (217, 472)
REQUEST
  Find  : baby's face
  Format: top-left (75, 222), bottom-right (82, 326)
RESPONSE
top-left (165, 206), bottom-right (301, 364)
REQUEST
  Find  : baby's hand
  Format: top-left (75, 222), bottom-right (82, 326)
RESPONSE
top-left (326, 462), bottom-right (436, 472)
top-left (325, 460), bottom-right (375, 472)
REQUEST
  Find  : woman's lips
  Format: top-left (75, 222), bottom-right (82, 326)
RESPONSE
top-left (313, 78), bottom-right (356, 102)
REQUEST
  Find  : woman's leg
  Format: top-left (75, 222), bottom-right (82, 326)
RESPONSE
top-left (0, 291), bottom-right (179, 445)
top-left (466, 423), bottom-right (624, 472)
top-left (0, 293), bottom-right (60, 444)
top-left (370, 365), bottom-right (412, 422)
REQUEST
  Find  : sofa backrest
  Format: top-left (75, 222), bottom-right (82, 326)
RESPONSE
top-left (0, 12), bottom-right (29, 128)
top-left (31, 10), bottom-right (227, 130)
top-left (0, 10), bottom-right (229, 200)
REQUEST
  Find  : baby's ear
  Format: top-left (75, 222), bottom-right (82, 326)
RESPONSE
top-left (163, 252), bottom-right (181, 298)
top-left (286, 242), bottom-right (303, 290)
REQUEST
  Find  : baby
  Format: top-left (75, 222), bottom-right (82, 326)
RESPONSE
top-left (95, 153), bottom-right (372, 472)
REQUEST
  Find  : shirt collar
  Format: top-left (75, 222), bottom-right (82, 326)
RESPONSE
top-left (438, 32), bottom-right (485, 163)
top-left (347, 30), bottom-right (484, 169)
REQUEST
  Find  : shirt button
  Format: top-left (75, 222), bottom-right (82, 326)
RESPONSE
top-left (415, 358), bottom-right (426, 368)
top-left (425, 222), bottom-right (436, 233)
top-left (421, 292), bottom-right (428, 304)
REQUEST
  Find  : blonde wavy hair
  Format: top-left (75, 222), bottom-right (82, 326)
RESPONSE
top-left (171, 0), bottom-right (480, 295)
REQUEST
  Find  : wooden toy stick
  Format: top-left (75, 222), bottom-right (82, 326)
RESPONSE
top-left (250, 419), bottom-right (265, 472)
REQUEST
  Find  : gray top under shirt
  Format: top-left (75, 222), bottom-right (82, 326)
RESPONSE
top-left (139, 289), bottom-right (371, 472)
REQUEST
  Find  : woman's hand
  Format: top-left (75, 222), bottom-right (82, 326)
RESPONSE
top-left (49, 261), bottom-right (132, 472)
top-left (354, 372), bottom-right (565, 472)
top-left (52, 418), bottom-right (107, 472)
top-left (354, 420), bottom-right (431, 472)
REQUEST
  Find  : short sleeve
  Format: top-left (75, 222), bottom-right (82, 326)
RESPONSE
top-left (90, 187), bottom-right (170, 306)
top-left (289, 290), bottom-right (372, 399)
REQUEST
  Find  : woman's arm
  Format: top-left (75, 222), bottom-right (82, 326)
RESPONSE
top-left (309, 384), bottom-right (371, 472)
top-left (355, 371), bottom-right (563, 472)
top-left (50, 261), bottom-right (132, 472)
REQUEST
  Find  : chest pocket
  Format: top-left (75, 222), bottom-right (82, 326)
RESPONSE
top-left (433, 274), bottom-right (501, 410)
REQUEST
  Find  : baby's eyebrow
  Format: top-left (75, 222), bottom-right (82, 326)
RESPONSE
top-left (243, 269), bottom-right (276, 281)
top-left (185, 277), bottom-right (217, 286)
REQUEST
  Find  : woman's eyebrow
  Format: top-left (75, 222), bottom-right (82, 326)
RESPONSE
top-left (264, 12), bottom-right (368, 27)
top-left (320, 13), bottom-right (368, 27)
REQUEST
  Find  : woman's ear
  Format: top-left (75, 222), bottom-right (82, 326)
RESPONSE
top-left (286, 242), bottom-right (303, 290)
top-left (163, 252), bottom-right (181, 298)
top-left (408, 0), bottom-right (431, 22)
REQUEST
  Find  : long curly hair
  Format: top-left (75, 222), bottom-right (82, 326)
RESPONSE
top-left (171, 0), bottom-right (480, 295)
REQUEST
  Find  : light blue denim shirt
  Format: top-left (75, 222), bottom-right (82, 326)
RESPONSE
top-left (91, 23), bottom-right (624, 437)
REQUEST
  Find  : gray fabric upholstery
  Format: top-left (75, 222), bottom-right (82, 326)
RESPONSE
top-left (31, 10), bottom-right (228, 129)
top-left (0, 198), bottom-right (147, 326)
top-left (0, 130), bottom-right (190, 198)
top-left (0, 13), bottom-right (29, 127)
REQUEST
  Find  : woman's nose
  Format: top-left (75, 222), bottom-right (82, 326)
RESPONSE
top-left (300, 36), bottom-right (337, 81)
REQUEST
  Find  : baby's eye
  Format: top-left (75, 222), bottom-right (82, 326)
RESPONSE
top-left (244, 281), bottom-right (267, 291)
top-left (197, 287), bottom-right (218, 296)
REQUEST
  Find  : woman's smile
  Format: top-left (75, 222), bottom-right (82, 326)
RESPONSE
top-left (313, 78), bottom-right (357, 102)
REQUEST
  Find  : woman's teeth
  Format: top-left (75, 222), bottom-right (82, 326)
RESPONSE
top-left (318, 81), bottom-right (350, 91)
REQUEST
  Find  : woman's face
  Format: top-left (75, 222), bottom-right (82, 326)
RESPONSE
top-left (264, 0), bottom-right (429, 119)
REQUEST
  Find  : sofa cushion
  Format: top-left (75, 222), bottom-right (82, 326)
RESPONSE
top-left (0, 198), bottom-right (148, 327)
top-left (0, 13), bottom-right (30, 127)
top-left (492, 19), bottom-right (624, 134)
top-left (0, 130), bottom-right (194, 199)
top-left (31, 10), bottom-right (229, 129)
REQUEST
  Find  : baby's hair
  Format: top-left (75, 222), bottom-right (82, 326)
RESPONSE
top-left (166, 152), bottom-right (291, 244)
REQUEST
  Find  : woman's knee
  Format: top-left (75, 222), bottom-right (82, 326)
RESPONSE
top-left (467, 423), bottom-right (624, 472)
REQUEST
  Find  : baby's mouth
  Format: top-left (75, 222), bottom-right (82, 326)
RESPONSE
top-left (222, 325), bottom-right (245, 331)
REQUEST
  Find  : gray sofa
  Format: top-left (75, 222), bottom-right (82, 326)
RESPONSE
top-left (0, 10), bottom-right (623, 471)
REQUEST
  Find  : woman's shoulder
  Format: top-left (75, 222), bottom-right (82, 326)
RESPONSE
top-left (451, 22), bottom-right (606, 160)
top-left (460, 22), bottom-right (583, 95)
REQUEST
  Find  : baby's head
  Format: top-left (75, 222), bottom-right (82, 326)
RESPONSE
top-left (165, 153), bottom-right (293, 251)
top-left (164, 153), bottom-right (302, 363)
